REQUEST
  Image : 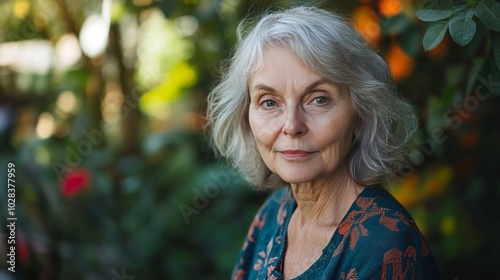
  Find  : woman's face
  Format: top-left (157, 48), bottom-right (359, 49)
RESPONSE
top-left (248, 47), bottom-right (357, 184)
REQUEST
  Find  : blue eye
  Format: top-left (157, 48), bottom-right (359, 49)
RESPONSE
top-left (262, 100), bottom-right (277, 108)
top-left (312, 97), bottom-right (328, 105)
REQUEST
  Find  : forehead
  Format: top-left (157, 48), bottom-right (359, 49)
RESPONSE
top-left (249, 46), bottom-right (322, 87)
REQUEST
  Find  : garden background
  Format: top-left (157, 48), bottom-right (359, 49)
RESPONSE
top-left (0, 0), bottom-right (499, 279)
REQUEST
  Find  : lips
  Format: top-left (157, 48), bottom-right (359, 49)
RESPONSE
top-left (279, 150), bottom-right (313, 159)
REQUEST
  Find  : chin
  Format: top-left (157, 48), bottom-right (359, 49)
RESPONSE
top-left (272, 164), bottom-right (320, 185)
top-left (276, 173), bottom-right (316, 185)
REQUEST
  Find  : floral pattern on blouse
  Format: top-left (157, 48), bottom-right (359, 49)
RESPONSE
top-left (231, 186), bottom-right (440, 280)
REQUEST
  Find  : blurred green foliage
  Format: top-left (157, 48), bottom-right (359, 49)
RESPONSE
top-left (0, 0), bottom-right (499, 279)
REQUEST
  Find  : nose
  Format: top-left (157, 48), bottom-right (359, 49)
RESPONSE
top-left (282, 106), bottom-right (308, 137)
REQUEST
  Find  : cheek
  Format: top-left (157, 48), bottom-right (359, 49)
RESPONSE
top-left (315, 132), bottom-right (353, 174)
top-left (316, 116), bottom-right (356, 156)
top-left (249, 110), bottom-right (280, 147)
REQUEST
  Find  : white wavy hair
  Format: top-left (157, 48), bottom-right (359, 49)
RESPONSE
top-left (207, 6), bottom-right (417, 189)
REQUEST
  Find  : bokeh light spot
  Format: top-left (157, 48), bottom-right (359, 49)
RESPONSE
top-left (379, 0), bottom-right (403, 17)
top-left (56, 91), bottom-right (79, 115)
top-left (352, 6), bottom-right (381, 47)
top-left (13, 0), bottom-right (30, 18)
top-left (36, 112), bottom-right (55, 139)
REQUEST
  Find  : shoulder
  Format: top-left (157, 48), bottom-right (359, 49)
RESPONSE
top-left (231, 186), bottom-right (292, 279)
top-left (334, 186), bottom-right (440, 279)
top-left (246, 186), bottom-right (292, 242)
top-left (359, 186), bottom-right (422, 238)
top-left (340, 186), bottom-right (427, 252)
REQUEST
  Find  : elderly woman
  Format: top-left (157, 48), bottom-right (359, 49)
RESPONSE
top-left (207, 6), bottom-right (439, 280)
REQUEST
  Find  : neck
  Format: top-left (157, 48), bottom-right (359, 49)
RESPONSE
top-left (290, 165), bottom-right (364, 228)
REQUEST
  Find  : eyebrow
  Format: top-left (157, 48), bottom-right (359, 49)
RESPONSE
top-left (251, 78), bottom-right (332, 94)
top-left (252, 84), bottom-right (276, 93)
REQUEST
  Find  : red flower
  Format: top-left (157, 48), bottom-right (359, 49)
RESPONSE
top-left (17, 231), bottom-right (29, 265)
top-left (61, 168), bottom-right (91, 199)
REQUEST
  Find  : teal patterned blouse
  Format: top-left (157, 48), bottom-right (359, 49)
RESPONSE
top-left (231, 186), bottom-right (440, 280)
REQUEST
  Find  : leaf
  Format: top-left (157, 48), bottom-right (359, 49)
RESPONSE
top-left (464, 25), bottom-right (489, 59)
top-left (475, 0), bottom-right (500, 32)
top-left (380, 14), bottom-right (411, 35)
top-left (493, 32), bottom-right (500, 70)
top-left (400, 24), bottom-right (421, 56)
top-left (445, 64), bottom-right (465, 86)
top-left (416, 9), bottom-right (453, 22)
top-left (380, 214), bottom-right (399, 232)
top-left (426, 95), bottom-right (448, 132)
top-left (449, 9), bottom-right (476, 46)
top-left (452, 5), bottom-right (468, 13)
top-left (423, 21), bottom-right (449, 51)
top-left (442, 84), bottom-right (459, 107)
top-left (466, 57), bottom-right (485, 95)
